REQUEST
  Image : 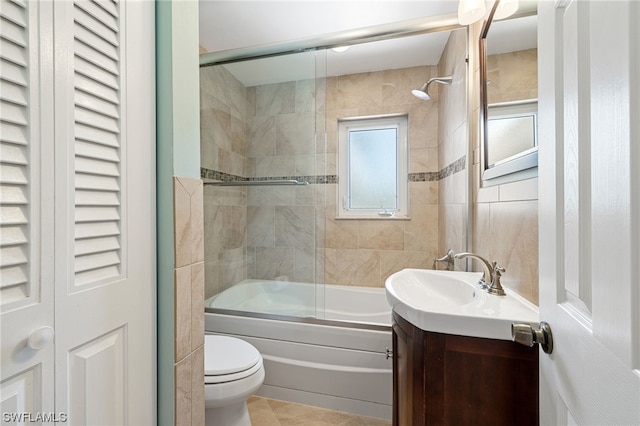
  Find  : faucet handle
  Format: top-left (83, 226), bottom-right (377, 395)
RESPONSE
top-left (432, 249), bottom-right (455, 271)
top-left (487, 263), bottom-right (506, 296)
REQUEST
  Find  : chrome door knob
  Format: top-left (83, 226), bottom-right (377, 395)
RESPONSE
top-left (28, 326), bottom-right (55, 350)
top-left (511, 322), bottom-right (553, 354)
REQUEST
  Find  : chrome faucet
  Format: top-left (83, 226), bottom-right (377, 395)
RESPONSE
top-left (454, 252), bottom-right (506, 296)
top-left (432, 249), bottom-right (455, 271)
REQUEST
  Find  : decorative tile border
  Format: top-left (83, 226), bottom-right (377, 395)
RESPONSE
top-left (201, 156), bottom-right (464, 187)
top-left (200, 168), bottom-right (241, 182)
top-left (201, 167), bottom-right (337, 184)
top-left (408, 172), bottom-right (439, 182)
top-left (437, 155), bottom-right (466, 180)
top-left (408, 155), bottom-right (466, 182)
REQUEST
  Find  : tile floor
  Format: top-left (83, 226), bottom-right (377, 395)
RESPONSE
top-left (247, 396), bottom-right (392, 426)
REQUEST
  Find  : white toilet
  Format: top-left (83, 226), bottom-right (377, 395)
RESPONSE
top-left (204, 335), bottom-right (265, 426)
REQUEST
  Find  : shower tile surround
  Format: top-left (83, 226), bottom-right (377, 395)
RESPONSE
top-left (438, 29), bottom-right (469, 259)
top-left (173, 177), bottom-right (205, 426)
top-left (200, 60), bottom-right (473, 294)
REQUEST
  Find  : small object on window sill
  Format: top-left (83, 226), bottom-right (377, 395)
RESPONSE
top-left (334, 215), bottom-right (411, 221)
top-left (378, 209), bottom-right (395, 217)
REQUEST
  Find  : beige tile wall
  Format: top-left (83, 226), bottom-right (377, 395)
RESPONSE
top-left (200, 66), bottom-right (249, 299)
top-left (487, 48), bottom-right (538, 104)
top-left (245, 80), bottom-right (322, 283)
top-left (474, 180), bottom-right (539, 304)
top-left (322, 66), bottom-right (442, 287)
top-left (469, 28), bottom-right (540, 304)
top-left (173, 176), bottom-right (205, 425)
top-left (241, 67), bottom-right (444, 288)
top-left (438, 29), bottom-right (469, 255)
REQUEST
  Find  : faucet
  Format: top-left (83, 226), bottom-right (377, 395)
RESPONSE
top-left (432, 249), bottom-right (455, 271)
top-left (488, 262), bottom-right (506, 296)
top-left (453, 252), bottom-right (506, 296)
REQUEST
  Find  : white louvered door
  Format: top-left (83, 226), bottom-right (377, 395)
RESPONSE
top-left (1, 0), bottom-right (155, 423)
top-left (52, 0), bottom-right (155, 424)
top-left (1, 0), bottom-right (56, 419)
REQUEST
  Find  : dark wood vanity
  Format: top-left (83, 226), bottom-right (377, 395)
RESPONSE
top-left (392, 312), bottom-right (539, 426)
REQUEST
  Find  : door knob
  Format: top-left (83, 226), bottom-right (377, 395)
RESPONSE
top-left (511, 322), bottom-right (553, 354)
top-left (28, 326), bottom-right (55, 350)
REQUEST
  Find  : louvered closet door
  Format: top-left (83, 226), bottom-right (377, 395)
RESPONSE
top-left (0, 0), bottom-right (55, 417)
top-left (52, 0), bottom-right (155, 423)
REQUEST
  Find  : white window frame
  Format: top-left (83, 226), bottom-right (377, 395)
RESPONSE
top-left (337, 114), bottom-right (408, 219)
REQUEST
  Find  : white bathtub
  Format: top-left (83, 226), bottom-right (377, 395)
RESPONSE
top-left (205, 279), bottom-right (393, 420)
top-left (207, 279), bottom-right (391, 325)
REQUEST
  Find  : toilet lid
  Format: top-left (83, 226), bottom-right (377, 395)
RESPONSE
top-left (204, 335), bottom-right (261, 376)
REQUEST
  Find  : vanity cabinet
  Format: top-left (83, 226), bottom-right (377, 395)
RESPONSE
top-left (392, 312), bottom-right (538, 426)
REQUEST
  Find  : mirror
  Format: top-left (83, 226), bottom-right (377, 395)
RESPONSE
top-left (480, 3), bottom-right (538, 182)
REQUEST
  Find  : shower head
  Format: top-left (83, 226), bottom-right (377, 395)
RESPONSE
top-left (411, 76), bottom-right (453, 101)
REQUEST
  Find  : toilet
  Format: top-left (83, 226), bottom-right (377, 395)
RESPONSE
top-left (204, 335), bottom-right (265, 426)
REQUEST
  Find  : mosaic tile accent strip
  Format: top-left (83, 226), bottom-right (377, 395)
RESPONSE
top-left (408, 155), bottom-right (466, 182)
top-left (201, 167), bottom-right (338, 185)
top-left (200, 168), bottom-right (241, 182)
top-left (202, 157), bottom-right (463, 187)
top-left (408, 172), bottom-right (439, 182)
top-left (437, 155), bottom-right (466, 180)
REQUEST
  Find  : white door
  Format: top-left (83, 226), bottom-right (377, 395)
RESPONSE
top-left (1, 0), bottom-right (155, 424)
top-left (537, 0), bottom-right (640, 424)
top-left (1, 0), bottom-right (56, 420)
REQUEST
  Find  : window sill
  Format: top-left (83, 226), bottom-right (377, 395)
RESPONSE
top-left (334, 215), bottom-right (411, 221)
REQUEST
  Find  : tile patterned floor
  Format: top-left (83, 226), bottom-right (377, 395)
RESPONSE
top-left (247, 396), bottom-right (392, 426)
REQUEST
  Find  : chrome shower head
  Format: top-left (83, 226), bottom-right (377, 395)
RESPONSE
top-left (411, 82), bottom-right (431, 100)
top-left (411, 76), bottom-right (453, 101)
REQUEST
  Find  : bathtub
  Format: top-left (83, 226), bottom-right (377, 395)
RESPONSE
top-left (204, 279), bottom-right (393, 420)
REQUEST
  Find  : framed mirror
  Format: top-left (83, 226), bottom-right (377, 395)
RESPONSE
top-left (480, 2), bottom-right (538, 182)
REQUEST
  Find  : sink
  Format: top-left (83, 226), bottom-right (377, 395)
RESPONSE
top-left (389, 269), bottom-right (480, 309)
top-left (385, 269), bottom-right (539, 340)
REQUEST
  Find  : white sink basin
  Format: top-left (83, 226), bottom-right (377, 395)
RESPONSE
top-left (385, 269), bottom-right (539, 340)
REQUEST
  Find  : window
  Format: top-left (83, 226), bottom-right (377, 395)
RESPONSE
top-left (337, 115), bottom-right (408, 218)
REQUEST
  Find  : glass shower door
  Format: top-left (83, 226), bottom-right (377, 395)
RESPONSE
top-left (201, 48), bottom-right (327, 320)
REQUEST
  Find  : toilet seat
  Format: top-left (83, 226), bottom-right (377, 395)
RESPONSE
top-left (205, 357), bottom-right (263, 384)
top-left (205, 335), bottom-right (262, 384)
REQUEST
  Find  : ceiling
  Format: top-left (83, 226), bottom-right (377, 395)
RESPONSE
top-left (199, 1), bottom-right (460, 53)
top-left (198, 1), bottom-right (537, 86)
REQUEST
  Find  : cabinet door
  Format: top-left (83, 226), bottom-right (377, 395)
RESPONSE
top-left (392, 322), bottom-right (411, 426)
top-left (393, 313), bottom-right (538, 426)
top-left (393, 314), bottom-right (428, 426)
top-left (439, 334), bottom-right (538, 425)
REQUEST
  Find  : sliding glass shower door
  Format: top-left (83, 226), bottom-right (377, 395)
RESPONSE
top-left (201, 48), bottom-right (327, 319)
